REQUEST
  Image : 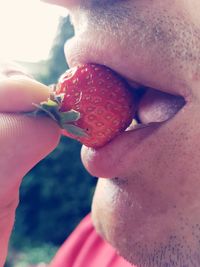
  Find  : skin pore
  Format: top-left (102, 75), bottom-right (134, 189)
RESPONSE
top-left (48, 0), bottom-right (200, 266)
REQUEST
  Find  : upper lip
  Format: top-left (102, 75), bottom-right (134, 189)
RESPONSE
top-left (65, 36), bottom-right (145, 89)
top-left (65, 32), bottom-right (189, 99)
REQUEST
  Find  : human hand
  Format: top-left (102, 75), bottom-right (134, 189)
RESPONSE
top-left (0, 62), bottom-right (60, 266)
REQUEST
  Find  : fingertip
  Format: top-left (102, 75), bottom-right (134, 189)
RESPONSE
top-left (0, 76), bottom-right (51, 112)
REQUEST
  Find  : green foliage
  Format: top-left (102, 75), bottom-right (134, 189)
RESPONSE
top-left (11, 137), bottom-right (96, 247)
top-left (10, 15), bottom-right (97, 259)
top-left (7, 244), bottom-right (58, 267)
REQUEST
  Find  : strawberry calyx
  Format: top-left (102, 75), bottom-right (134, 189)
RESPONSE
top-left (29, 92), bottom-right (88, 137)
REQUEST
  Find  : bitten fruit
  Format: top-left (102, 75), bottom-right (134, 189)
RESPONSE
top-left (34, 64), bottom-right (136, 148)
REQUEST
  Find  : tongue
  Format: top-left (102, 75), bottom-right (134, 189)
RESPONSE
top-left (138, 89), bottom-right (185, 124)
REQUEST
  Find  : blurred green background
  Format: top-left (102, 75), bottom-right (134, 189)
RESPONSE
top-left (6, 16), bottom-right (97, 267)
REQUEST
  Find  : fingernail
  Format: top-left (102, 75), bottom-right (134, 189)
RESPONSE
top-left (6, 70), bottom-right (33, 79)
top-left (0, 61), bottom-right (33, 79)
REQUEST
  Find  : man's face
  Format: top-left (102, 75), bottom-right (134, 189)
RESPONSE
top-left (47, 0), bottom-right (200, 266)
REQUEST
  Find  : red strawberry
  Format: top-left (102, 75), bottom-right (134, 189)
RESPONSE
top-left (35, 64), bottom-right (136, 148)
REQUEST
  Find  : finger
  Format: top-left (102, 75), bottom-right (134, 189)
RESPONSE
top-left (0, 113), bottom-right (61, 202)
top-left (0, 63), bottom-right (62, 198)
top-left (0, 113), bottom-right (60, 178)
top-left (0, 75), bottom-right (50, 112)
top-left (0, 61), bottom-right (32, 78)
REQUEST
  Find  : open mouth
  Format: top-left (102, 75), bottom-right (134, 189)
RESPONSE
top-left (119, 77), bottom-right (186, 133)
top-left (65, 35), bottom-right (187, 178)
top-left (80, 73), bottom-right (186, 178)
top-left (65, 39), bottom-right (186, 138)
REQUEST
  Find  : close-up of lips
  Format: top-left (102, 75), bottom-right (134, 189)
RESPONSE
top-left (62, 11), bottom-right (189, 180)
top-left (81, 87), bottom-right (186, 179)
top-left (2, 1), bottom-right (200, 267)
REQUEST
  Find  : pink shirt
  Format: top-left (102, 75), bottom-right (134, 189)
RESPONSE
top-left (50, 214), bottom-right (134, 267)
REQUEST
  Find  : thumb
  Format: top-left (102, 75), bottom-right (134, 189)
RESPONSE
top-left (0, 75), bottom-right (61, 200)
top-left (0, 114), bottom-right (60, 179)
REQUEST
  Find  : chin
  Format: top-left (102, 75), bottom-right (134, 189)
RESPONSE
top-left (91, 178), bottom-right (200, 267)
top-left (91, 202), bottom-right (179, 267)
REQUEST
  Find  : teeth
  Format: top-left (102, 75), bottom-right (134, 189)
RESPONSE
top-left (128, 118), bottom-right (138, 126)
top-left (126, 119), bottom-right (160, 132)
top-left (125, 119), bottom-right (138, 131)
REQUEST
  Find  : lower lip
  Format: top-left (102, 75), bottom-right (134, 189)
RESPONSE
top-left (81, 122), bottom-right (160, 178)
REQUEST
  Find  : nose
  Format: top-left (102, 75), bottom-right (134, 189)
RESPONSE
top-left (42, 0), bottom-right (81, 9)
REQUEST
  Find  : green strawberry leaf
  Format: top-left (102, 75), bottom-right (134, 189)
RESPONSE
top-left (63, 124), bottom-right (88, 137)
top-left (25, 96), bottom-right (86, 138)
top-left (50, 93), bottom-right (65, 105)
top-left (29, 101), bottom-right (60, 122)
top-left (41, 99), bottom-right (59, 108)
top-left (60, 110), bottom-right (81, 124)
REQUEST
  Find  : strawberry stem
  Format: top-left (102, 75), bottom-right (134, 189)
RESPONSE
top-left (25, 93), bottom-right (88, 138)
